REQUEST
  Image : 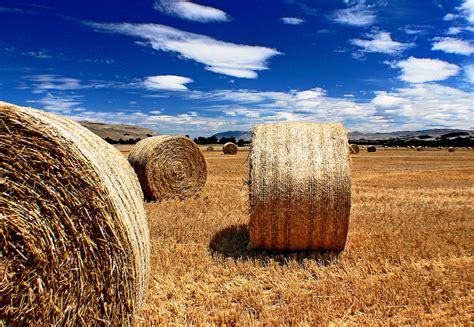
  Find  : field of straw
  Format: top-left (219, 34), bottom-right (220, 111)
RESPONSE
top-left (118, 146), bottom-right (472, 325)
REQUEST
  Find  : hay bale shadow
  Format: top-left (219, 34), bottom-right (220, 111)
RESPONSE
top-left (209, 224), bottom-right (340, 266)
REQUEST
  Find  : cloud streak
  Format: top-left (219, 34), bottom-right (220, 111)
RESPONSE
top-left (143, 75), bottom-right (193, 91)
top-left (87, 22), bottom-right (282, 79)
top-left (281, 17), bottom-right (305, 25)
top-left (154, 0), bottom-right (229, 22)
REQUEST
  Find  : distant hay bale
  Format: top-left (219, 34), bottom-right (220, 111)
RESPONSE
top-left (249, 122), bottom-right (351, 251)
top-left (367, 145), bottom-right (377, 152)
top-left (207, 146), bottom-right (214, 152)
top-left (223, 142), bottom-right (238, 155)
top-left (0, 102), bottom-right (150, 325)
top-left (128, 135), bottom-right (207, 201)
top-left (417, 147), bottom-right (423, 151)
top-left (349, 144), bottom-right (360, 154)
top-left (448, 147), bottom-right (456, 152)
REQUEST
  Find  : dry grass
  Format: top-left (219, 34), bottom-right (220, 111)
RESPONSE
top-left (114, 147), bottom-right (474, 325)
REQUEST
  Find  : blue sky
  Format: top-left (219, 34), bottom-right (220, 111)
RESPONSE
top-left (1, 0), bottom-right (473, 136)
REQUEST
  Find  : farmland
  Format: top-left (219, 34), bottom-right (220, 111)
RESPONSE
top-left (114, 146), bottom-right (474, 325)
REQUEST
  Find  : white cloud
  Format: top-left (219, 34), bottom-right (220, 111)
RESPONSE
top-left (446, 26), bottom-right (463, 35)
top-left (371, 93), bottom-right (406, 108)
top-left (331, 0), bottom-right (376, 27)
top-left (351, 31), bottom-right (413, 55)
top-left (154, 0), bottom-right (229, 23)
top-left (143, 75), bottom-right (193, 91)
top-left (371, 84), bottom-right (473, 129)
top-left (460, 0), bottom-right (474, 23)
top-left (193, 83), bottom-right (473, 132)
top-left (281, 17), bottom-right (305, 25)
top-left (432, 37), bottom-right (474, 55)
top-left (29, 83), bottom-right (473, 136)
top-left (394, 57), bottom-right (461, 83)
top-left (444, 0), bottom-right (474, 23)
top-left (465, 64), bottom-right (474, 83)
top-left (443, 13), bottom-right (458, 21)
top-left (88, 22), bottom-right (282, 79)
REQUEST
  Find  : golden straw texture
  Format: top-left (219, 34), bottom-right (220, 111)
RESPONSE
top-left (223, 142), bottom-right (238, 155)
top-left (0, 102), bottom-right (150, 325)
top-left (349, 144), bottom-right (360, 154)
top-left (128, 136), bottom-right (207, 201)
top-left (367, 145), bottom-right (377, 152)
top-left (249, 122), bottom-right (352, 251)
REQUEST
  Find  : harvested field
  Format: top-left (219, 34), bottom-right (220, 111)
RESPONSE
top-left (113, 147), bottom-right (474, 325)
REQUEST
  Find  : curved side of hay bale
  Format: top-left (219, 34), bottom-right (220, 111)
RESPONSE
top-left (448, 147), bottom-right (456, 152)
top-left (207, 146), bottom-right (214, 152)
top-left (0, 102), bottom-right (150, 325)
top-left (249, 122), bottom-right (352, 251)
top-left (223, 142), bottom-right (238, 155)
top-left (128, 136), bottom-right (207, 201)
top-left (349, 144), bottom-right (360, 154)
top-left (367, 145), bottom-right (377, 152)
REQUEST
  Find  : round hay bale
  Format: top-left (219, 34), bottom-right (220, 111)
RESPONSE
top-left (128, 135), bottom-right (207, 201)
top-left (367, 145), bottom-right (377, 152)
top-left (249, 122), bottom-right (351, 251)
top-left (349, 144), bottom-right (360, 154)
top-left (223, 142), bottom-right (238, 154)
top-left (448, 147), bottom-right (456, 152)
top-left (0, 102), bottom-right (150, 325)
top-left (207, 146), bottom-right (214, 152)
top-left (417, 146), bottom-right (423, 151)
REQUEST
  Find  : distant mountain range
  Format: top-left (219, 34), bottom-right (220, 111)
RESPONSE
top-left (212, 129), bottom-right (473, 141)
top-left (79, 121), bottom-right (158, 141)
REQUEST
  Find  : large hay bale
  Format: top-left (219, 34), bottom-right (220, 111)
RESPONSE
top-left (367, 145), bottom-right (377, 152)
top-left (207, 146), bottom-right (214, 152)
top-left (223, 142), bottom-right (238, 155)
top-left (249, 122), bottom-right (351, 251)
top-left (349, 144), bottom-right (360, 154)
top-left (128, 135), bottom-right (207, 201)
top-left (0, 102), bottom-right (150, 325)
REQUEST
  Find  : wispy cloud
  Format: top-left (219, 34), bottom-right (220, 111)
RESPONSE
top-left (465, 64), bottom-right (474, 84)
top-left (154, 0), bottom-right (229, 23)
top-left (143, 75), bottom-right (193, 91)
top-left (284, 0), bottom-right (318, 16)
top-left (401, 24), bottom-right (433, 35)
top-left (393, 57), bottom-right (461, 83)
top-left (87, 22), bottom-right (282, 79)
top-left (281, 17), bottom-right (305, 25)
top-left (432, 37), bottom-right (474, 55)
top-left (0, 6), bottom-right (33, 15)
top-left (27, 93), bottom-right (84, 113)
top-left (330, 0), bottom-right (376, 27)
top-left (23, 74), bottom-right (83, 93)
top-left (351, 31), bottom-right (413, 55)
